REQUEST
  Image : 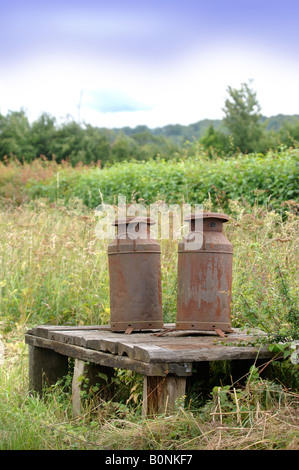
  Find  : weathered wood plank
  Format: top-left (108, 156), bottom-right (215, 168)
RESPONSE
top-left (26, 326), bottom-right (273, 365)
top-left (26, 324), bottom-right (174, 339)
top-left (26, 324), bottom-right (266, 338)
top-left (25, 334), bottom-right (168, 376)
top-left (48, 330), bottom-right (116, 347)
top-left (133, 343), bottom-right (273, 363)
top-left (43, 330), bottom-right (196, 356)
top-left (92, 337), bottom-right (123, 354)
top-left (26, 324), bottom-right (111, 339)
top-left (95, 331), bottom-right (264, 361)
top-left (87, 333), bottom-right (212, 358)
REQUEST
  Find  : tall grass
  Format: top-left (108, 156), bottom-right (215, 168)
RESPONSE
top-left (0, 154), bottom-right (298, 449)
top-left (226, 198), bottom-right (299, 340)
top-left (0, 156), bottom-right (61, 204)
top-left (0, 197), bottom-right (297, 338)
top-left (0, 200), bottom-right (110, 329)
top-left (0, 200), bottom-right (182, 330)
top-left (0, 336), bottom-right (298, 450)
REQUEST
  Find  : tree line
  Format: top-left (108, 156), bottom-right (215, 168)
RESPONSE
top-left (0, 111), bottom-right (182, 166)
top-left (0, 81), bottom-right (299, 166)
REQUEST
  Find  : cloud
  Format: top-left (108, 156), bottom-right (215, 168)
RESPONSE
top-left (84, 89), bottom-right (152, 114)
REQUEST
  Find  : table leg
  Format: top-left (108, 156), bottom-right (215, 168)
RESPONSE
top-left (72, 359), bottom-right (114, 417)
top-left (28, 344), bottom-right (68, 395)
top-left (142, 375), bottom-right (187, 416)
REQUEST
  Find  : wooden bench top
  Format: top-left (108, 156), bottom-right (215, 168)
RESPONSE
top-left (25, 324), bottom-right (274, 377)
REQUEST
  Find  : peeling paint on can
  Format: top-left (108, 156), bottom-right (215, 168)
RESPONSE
top-left (108, 217), bottom-right (163, 331)
top-left (176, 212), bottom-right (233, 332)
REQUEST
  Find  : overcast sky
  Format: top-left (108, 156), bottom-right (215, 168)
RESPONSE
top-left (1, 0), bottom-right (299, 128)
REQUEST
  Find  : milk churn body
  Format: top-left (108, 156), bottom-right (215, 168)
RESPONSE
top-left (176, 213), bottom-right (233, 332)
top-left (108, 217), bottom-right (163, 331)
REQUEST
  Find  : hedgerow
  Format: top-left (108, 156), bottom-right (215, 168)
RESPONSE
top-left (23, 149), bottom-right (298, 210)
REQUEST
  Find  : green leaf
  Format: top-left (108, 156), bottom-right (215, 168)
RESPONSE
top-left (97, 372), bottom-right (108, 383)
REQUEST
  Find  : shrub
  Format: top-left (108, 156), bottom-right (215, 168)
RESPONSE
top-left (23, 149), bottom-right (298, 210)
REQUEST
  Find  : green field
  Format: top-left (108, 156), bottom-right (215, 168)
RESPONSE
top-left (0, 148), bottom-right (298, 450)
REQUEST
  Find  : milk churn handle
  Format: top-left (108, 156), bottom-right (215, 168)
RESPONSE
top-left (186, 231), bottom-right (206, 250)
top-left (116, 233), bottom-right (137, 252)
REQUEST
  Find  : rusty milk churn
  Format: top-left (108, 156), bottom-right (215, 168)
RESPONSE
top-left (176, 212), bottom-right (233, 332)
top-left (108, 216), bottom-right (163, 331)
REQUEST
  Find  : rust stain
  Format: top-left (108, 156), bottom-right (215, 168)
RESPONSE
top-left (108, 217), bottom-right (163, 332)
top-left (176, 212), bottom-right (233, 333)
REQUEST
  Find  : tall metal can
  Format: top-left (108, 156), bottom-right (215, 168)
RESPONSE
top-left (176, 212), bottom-right (233, 332)
top-left (108, 216), bottom-right (163, 331)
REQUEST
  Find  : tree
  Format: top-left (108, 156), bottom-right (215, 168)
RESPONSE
top-left (222, 81), bottom-right (263, 153)
top-left (0, 110), bottom-right (34, 161)
top-left (110, 132), bottom-right (138, 162)
top-left (199, 124), bottom-right (231, 157)
top-left (279, 120), bottom-right (299, 147)
top-left (30, 113), bottom-right (57, 160)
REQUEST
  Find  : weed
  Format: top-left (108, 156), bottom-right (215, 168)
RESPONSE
top-left (0, 154), bottom-right (298, 449)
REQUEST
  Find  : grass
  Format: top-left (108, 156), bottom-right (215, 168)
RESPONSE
top-left (0, 330), bottom-right (298, 450)
top-left (0, 198), bottom-right (183, 330)
top-left (227, 198), bottom-right (299, 340)
top-left (0, 196), bottom-right (297, 337)
top-left (0, 199), bottom-right (110, 329)
top-left (0, 155), bottom-right (298, 449)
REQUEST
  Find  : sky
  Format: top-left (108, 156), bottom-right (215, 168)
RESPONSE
top-left (0, 0), bottom-right (299, 129)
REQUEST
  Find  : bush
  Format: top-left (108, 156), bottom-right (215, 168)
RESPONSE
top-left (23, 149), bottom-right (298, 210)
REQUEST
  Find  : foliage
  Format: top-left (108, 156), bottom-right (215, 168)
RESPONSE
top-left (1, 338), bottom-right (298, 449)
top-left (0, 128), bottom-right (298, 449)
top-left (0, 110), bottom-right (35, 161)
top-left (0, 194), bottom-right (297, 340)
top-left (19, 148), bottom-right (299, 210)
top-left (208, 373), bottom-right (298, 434)
top-left (227, 200), bottom-right (299, 341)
top-left (198, 124), bottom-right (232, 157)
top-left (1, 106), bottom-right (299, 166)
top-left (0, 203), bottom-right (297, 451)
top-left (0, 110), bottom-right (181, 166)
top-left (0, 156), bottom-right (61, 204)
top-left (222, 81), bottom-right (264, 153)
top-left (0, 201), bottom-right (110, 329)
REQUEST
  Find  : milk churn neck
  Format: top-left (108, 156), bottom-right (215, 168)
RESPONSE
top-left (108, 216), bottom-right (160, 253)
top-left (112, 216), bottom-right (155, 237)
top-left (112, 216), bottom-right (155, 227)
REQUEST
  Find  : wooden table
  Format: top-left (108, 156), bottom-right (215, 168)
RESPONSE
top-left (25, 324), bottom-right (274, 416)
